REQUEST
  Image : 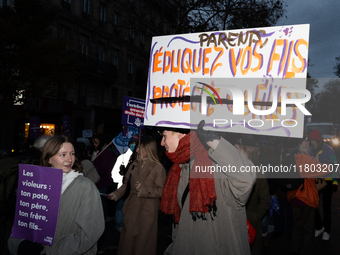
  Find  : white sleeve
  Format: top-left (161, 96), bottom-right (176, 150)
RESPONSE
top-left (111, 149), bottom-right (133, 188)
top-left (111, 155), bottom-right (123, 188)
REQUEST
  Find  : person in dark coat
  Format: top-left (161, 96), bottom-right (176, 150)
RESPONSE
top-left (308, 129), bottom-right (338, 241)
top-left (235, 135), bottom-right (270, 255)
top-left (91, 134), bottom-right (118, 254)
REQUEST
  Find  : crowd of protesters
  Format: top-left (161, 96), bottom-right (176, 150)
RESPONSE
top-left (0, 123), bottom-right (338, 255)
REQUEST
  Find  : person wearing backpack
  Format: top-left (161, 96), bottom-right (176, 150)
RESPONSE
top-left (283, 137), bottom-right (326, 255)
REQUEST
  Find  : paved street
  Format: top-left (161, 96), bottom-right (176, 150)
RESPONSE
top-left (262, 188), bottom-right (340, 255)
top-left (103, 188), bottom-right (340, 255)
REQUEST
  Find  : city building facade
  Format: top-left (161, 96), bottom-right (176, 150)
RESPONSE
top-left (11, 0), bottom-right (177, 152)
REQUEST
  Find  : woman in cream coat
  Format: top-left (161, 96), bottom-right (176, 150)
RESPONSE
top-left (8, 136), bottom-right (104, 255)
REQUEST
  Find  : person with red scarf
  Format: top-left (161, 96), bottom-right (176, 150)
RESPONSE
top-left (160, 121), bottom-right (256, 255)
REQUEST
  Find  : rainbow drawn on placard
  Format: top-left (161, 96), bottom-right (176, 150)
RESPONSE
top-left (196, 82), bottom-right (223, 106)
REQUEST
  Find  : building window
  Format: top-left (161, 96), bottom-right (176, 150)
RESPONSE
top-left (112, 49), bottom-right (119, 68)
top-left (82, 0), bottom-right (89, 19)
top-left (129, 26), bottom-right (134, 44)
top-left (0, 0), bottom-right (8, 7)
top-left (79, 83), bottom-right (86, 105)
top-left (82, 0), bottom-right (89, 13)
top-left (137, 60), bottom-right (146, 81)
top-left (61, 26), bottom-right (70, 37)
top-left (139, 60), bottom-right (144, 71)
top-left (99, 3), bottom-right (106, 27)
top-left (127, 56), bottom-right (133, 80)
top-left (112, 49), bottom-right (119, 77)
top-left (98, 43), bottom-right (105, 72)
top-left (112, 89), bottom-right (118, 108)
top-left (98, 43), bottom-right (105, 62)
top-left (128, 57), bottom-right (133, 74)
top-left (95, 89), bottom-right (102, 106)
top-left (129, 26), bottom-right (134, 39)
top-left (60, 26), bottom-right (70, 50)
top-left (62, 0), bottom-right (71, 10)
top-left (157, 14), bottom-right (161, 28)
top-left (140, 0), bottom-right (145, 14)
top-left (81, 35), bottom-right (89, 56)
top-left (113, 12), bottom-right (120, 35)
top-left (139, 32), bottom-right (144, 49)
top-left (58, 83), bottom-right (67, 100)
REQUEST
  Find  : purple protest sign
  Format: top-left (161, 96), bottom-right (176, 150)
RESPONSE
top-left (10, 164), bottom-right (63, 246)
top-left (121, 96), bottom-right (145, 128)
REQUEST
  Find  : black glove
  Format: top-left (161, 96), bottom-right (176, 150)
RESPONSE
top-left (17, 240), bottom-right (44, 255)
top-left (119, 164), bottom-right (126, 176)
top-left (196, 120), bottom-right (220, 146)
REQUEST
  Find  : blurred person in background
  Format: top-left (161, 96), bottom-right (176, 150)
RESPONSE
top-left (308, 129), bottom-right (338, 241)
top-left (91, 133), bottom-right (118, 254)
top-left (75, 141), bottom-right (100, 184)
top-left (235, 135), bottom-right (270, 255)
top-left (24, 135), bottom-right (52, 165)
top-left (283, 137), bottom-right (320, 255)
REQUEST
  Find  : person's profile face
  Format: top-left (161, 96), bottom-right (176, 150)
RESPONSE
top-left (92, 138), bottom-right (100, 149)
top-left (160, 130), bottom-right (185, 153)
top-left (310, 139), bottom-right (319, 150)
top-left (49, 142), bottom-right (75, 173)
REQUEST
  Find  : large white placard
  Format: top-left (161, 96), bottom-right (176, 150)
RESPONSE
top-left (145, 24), bottom-right (310, 137)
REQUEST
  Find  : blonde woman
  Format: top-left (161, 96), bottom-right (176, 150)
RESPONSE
top-left (107, 136), bottom-right (166, 255)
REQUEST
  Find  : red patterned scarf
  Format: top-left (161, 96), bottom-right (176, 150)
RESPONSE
top-left (160, 131), bottom-right (217, 223)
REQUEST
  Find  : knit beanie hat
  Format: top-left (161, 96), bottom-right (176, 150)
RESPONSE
top-left (128, 135), bottom-right (139, 145)
top-left (308, 129), bottom-right (322, 141)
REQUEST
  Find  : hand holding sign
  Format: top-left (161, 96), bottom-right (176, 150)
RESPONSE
top-left (196, 120), bottom-right (220, 150)
top-left (10, 164), bottom-right (62, 246)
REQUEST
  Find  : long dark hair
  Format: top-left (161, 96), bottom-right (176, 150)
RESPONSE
top-left (41, 135), bottom-right (82, 173)
top-left (93, 133), bottom-right (105, 150)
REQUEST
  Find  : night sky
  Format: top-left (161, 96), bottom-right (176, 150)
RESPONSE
top-left (276, 0), bottom-right (340, 81)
